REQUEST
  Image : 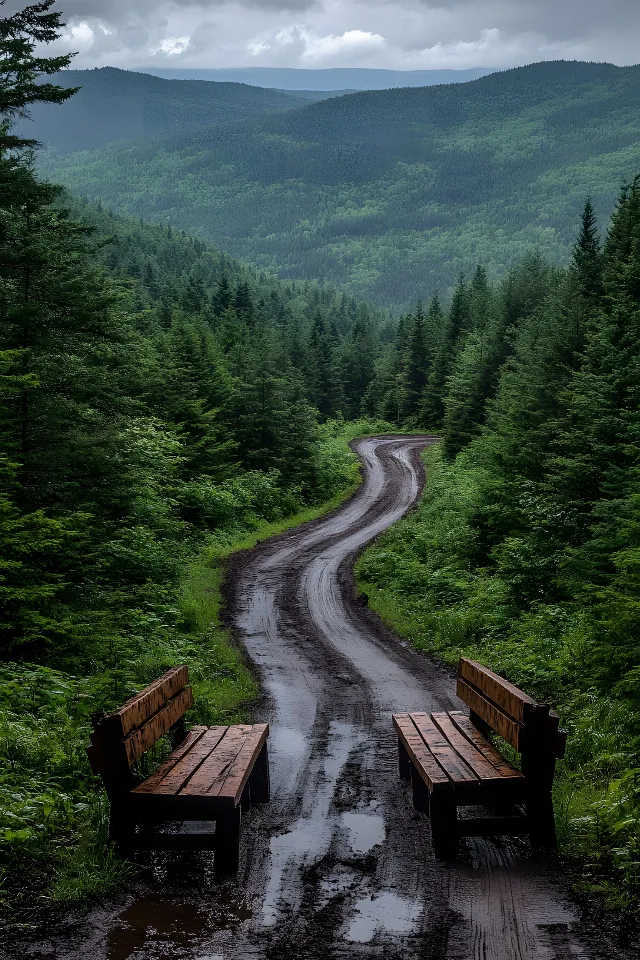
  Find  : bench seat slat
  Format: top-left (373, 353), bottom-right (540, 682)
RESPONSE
top-left (208, 723), bottom-right (270, 805)
top-left (448, 712), bottom-right (524, 779)
top-left (180, 725), bottom-right (255, 797)
top-left (393, 714), bottom-right (452, 790)
top-left (410, 713), bottom-right (480, 785)
top-left (430, 713), bottom-right (506, 781)
top-left (134, 726), bottom-right (228, 796)
top-left (133, 726), bottom-right (209, 793)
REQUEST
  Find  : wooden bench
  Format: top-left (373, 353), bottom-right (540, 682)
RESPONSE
top-left (393, 657), bottom-right (566, 859)
top-left (87, 665), bottom-right (270, 875)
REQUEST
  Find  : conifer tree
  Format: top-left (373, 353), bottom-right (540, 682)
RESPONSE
top-left (403, 304), bottom-right (430, 418)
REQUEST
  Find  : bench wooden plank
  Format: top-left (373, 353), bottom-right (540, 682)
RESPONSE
top-left (123, 687), bottom-right (194, 766)
top-left (448, 712), bottom-right (524, 779)
top-left (133, 726), bottom-right (209, 794)
top-left (459, 658), bottom-right (540, 723)
top-left (208, 724), bottom-right (269, 806)
top-left (180, 725), bottom-right (254, 797)
top-left (410, 713), bottom-right (480, 785)
top-left (456, 680), bottom-right (525, 751)
top-left (393, 714), bottom-right (451, 791)
top-left (135, 726), bottom-right (228, 796)
top-left (430, 713), bottom-right (506, 781)
top-left (104, 666), bottom-right (190, 738)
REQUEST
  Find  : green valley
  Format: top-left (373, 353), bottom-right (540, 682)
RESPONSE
top-left (39, 60), bottom-right (640, 307)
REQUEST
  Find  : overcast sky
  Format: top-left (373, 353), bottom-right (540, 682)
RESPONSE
top-left (8, 0), bottom-right (640, 71)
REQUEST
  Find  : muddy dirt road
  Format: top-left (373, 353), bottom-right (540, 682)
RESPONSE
top-left (29, 436), bottom-right (625, 960)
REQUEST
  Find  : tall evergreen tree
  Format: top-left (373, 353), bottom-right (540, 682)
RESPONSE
top-left (403, 304), bottom-right (430, 419)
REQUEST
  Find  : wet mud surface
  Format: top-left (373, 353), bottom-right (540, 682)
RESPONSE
top-left (14, 437), bottom-right (636, 960)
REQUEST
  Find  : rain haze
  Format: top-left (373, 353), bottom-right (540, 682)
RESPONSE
top-left (4, 0), bottom-right (640, 71)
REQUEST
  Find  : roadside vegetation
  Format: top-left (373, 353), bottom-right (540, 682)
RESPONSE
top-left (358, 189), bottom-right (640, 939)
top-left (0, 1), bottom-right (391, 920)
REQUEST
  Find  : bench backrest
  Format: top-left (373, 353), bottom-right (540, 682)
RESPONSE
top-left (87, 665), bottom-right (193, 792)
top-left (457, 658), bottom-right (566, 764)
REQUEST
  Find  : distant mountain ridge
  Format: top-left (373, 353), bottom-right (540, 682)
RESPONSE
top-left (21, 67), bottom-right (319, 152)
top-left (138, 66), bottom-right (495, 90)
top-left (39, 60), bottom-right (640, 307)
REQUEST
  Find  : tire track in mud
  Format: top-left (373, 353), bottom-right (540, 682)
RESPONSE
top-left (24, 436), bottom-right (630, 960)
top-left (221, 436), bottom-right (592, 960)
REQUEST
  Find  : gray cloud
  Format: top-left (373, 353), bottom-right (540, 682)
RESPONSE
top-left (5, 0), bottom-right (639, 69)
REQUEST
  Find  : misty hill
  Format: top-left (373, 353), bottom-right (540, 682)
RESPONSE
top-left (40, 60), bottom-right (640, 306)
top-left (139, 66), bottom-right (495, 90)
top-left (20, 67), bottom-right (317, 152)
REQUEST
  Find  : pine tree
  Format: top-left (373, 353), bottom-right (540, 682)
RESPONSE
top-left (422, 280), bottom-right (470, 428)
top-left (0, 0), bottom-right (77, 155)
top-left (403, 305), bottom-right (429, 419)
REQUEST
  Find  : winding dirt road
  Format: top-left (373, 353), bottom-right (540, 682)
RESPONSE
top-left (33, 436), bottom-right (625, 960)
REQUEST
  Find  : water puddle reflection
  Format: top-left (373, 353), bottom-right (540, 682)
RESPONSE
top-left (107, 895), bottom-right (252, 960)
top-left (341, 812), bottom-right (385, 855)
top-left (262, 720), bottom-right (364, 926)
top-left (345, 891), bottom-right (422, 943)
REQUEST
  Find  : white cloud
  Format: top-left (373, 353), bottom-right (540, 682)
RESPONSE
top-left (63, 21), bottom-right (96, 50)
top-left (153, 35), bottom-right (192, 57)
top-left (301, 28), bottom-right (386, 62)
top-left (247, 24), bottom-right (386, 64)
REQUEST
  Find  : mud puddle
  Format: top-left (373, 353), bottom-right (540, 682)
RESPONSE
top-left (107, 894), bottom-right (252, 960)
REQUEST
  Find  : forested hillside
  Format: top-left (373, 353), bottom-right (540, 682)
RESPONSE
top-left (359, 189), bottom-right (640, 925)
top-left (40, 60), bottom-right (640, 306)
top-left (19, 67), bottom-right (317, 152)
top-left (0, 5), bottom-right (390, 912)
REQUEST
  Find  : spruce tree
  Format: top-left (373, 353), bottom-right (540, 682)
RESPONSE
top-left (403, 304), bottom-right (430, 419)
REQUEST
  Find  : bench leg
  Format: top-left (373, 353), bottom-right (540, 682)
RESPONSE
top-left (108, 805), bottom-right (136, 852)
top-left (398, 738), bottom-right (412, 782)
top-left (429, 793), bottom-right (459, 859)
top-left (527, 791), bottom-right (557, 853)
top-left (411, 765), bottom-right (430, 814)
top-left (241, 782), bottom-right (252, 813)
top-left (215, 806), bottom-right (242, 877)
top-left (249, 742), bottom-right (270, 803)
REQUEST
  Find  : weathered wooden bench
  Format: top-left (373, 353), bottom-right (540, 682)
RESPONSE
top-left (87, 665), bottom-right (270, 875)
top-left (393, 657), bottom-right (566, 859)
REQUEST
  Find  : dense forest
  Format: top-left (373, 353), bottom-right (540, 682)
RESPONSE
top-left (3, 0), bottom-right (640, 940)
top-left (0, 3), bottom-right (390, 914)
top-left (38, 60), bottom-right (640, 306)
top-left (359, 190), bottom-right (640, 926)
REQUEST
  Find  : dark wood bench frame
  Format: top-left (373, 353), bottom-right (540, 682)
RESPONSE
top-left (87, 665), bottom-right (270, 875)
top-left (393, 658), bottom-right (567, 858)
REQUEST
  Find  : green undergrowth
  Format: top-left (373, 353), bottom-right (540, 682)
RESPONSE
top-left (0, 418), bottom-right (390, 919)
top-left (356, 445), bottom-right (640, 942)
